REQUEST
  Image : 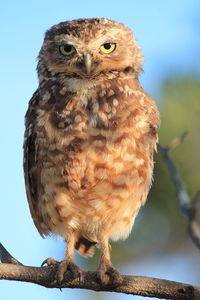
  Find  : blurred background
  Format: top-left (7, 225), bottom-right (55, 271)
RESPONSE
top-left (0, 0), bottom-right (200, 299)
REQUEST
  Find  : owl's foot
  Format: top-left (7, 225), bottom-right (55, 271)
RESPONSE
top-left (56, 259), bottom-right (82, 283)
top-left (97, 260), bottom-right (123, 287)
top-left (41, 257), bottom-right (82, 284)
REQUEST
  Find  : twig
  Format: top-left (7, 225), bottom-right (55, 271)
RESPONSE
top-left (0, 243), bottom-right (200, 300)
top-left (158, 132), bottom-right (200, 251)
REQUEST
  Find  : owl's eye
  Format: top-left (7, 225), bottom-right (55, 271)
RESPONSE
top-left (59, 44), bottom-right (76, 56)
top-left (99, 43), bottom-right (116, 54)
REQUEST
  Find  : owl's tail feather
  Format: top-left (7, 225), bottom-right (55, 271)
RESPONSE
top-left (75, 236), bottom-right (97, 257)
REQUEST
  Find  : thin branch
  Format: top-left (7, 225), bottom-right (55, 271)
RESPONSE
top-left (166, 131), bottom-right (188, 152)
top-left (0, 243), bottom-right (200, 300)
top-left (158, 132), bottom-right (200, 251)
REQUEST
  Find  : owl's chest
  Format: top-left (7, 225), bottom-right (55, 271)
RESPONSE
top-left (36, 104), bottom-right (150, 193)
top-left (35, 82), bottom-right (154, 193)
top-left (33, 90), bottom-right (154, 236)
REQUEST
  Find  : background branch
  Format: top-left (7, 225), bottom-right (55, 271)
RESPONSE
top-left (158, 131), bottom-right (200, 251)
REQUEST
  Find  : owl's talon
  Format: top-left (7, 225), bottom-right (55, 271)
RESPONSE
top-left (56, 259), bottom-right (82, 284)
top-left (97, 262), bottom-right (123, 287)
top-left (41, 257), bottom-right (58, 267)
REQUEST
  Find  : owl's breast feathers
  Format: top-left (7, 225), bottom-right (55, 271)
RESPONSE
top-left (24, 76), bottom-right (159, 240)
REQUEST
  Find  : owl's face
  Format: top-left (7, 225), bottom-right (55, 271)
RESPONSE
top-left (38, 18), bottom-right (143, 80)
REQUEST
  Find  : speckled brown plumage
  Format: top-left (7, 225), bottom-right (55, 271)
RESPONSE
top-left (24, 18), bottom-right (160, 284)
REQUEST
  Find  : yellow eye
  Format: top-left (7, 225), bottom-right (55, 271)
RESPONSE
top-left (99, 43), bottom-right (116, 54)
top-left (59, 44), bottom-right (76, 56)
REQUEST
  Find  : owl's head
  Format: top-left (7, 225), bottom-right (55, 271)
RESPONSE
top-left (38, 18), bottom-right (143, 81)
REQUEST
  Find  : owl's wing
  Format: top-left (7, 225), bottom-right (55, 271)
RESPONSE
top-left (23, 90), bottom-right (46, 236)
top-left (143, 92), bottom-right (160, 149)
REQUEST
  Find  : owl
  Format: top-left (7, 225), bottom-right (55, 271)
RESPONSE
top-left (24, 18), bottom-right (160, 285)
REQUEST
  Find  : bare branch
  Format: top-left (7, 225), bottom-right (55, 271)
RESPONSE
top-left (158, 133), bottom-right (200, 251)
top-left (0, 243), bottom-right (200, 300)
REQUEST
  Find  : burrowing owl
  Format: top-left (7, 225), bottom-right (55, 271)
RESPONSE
top-left (24, 18), bottom-right (160, 285)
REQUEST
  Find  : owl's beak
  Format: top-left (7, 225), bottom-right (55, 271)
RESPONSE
top-left (84, 53), bottom-right (92, 75)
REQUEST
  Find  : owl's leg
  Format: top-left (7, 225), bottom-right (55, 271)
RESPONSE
top-left (41, 232), bottom-right (82, 283)
top-left (97, 235), bottom-right (123, 287)
top-left (56, 232), bottom-right (82, 283)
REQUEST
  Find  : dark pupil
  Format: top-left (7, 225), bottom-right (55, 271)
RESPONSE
top-left (64, 44), bottom-right (72, 52)
top-left (104, 43), bottom-right (111, 50)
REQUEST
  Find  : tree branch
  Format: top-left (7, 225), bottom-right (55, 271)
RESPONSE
top-left (0, 243), bottom-right (200, 299)
top-left (158, 131), bottom-right (200, 251)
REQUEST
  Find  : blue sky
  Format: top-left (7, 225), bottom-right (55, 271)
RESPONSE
top-left (0, 1), bottom-right (200, 299)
